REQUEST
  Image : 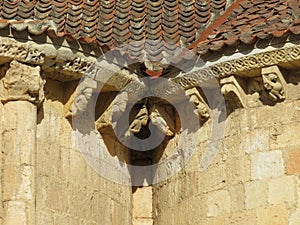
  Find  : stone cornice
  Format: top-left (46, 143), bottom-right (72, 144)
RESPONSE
top-left (1, 35), bottom-right (300, 86)
top-left (212, 45), bottom-right (300, 77)
top-left (172, 44), bottom-right (300, 89)
top-left (0, 36), bottom-right (97, 81)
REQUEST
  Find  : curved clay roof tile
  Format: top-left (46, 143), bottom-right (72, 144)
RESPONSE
top-left (0, 0), bottom-right (236, 73)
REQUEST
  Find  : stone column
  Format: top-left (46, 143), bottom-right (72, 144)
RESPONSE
top-left (0, 60), bottom-right (44, 225)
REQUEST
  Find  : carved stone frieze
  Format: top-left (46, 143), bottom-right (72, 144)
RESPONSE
top-left (173, 45), bottom-right (300, 90)
top-left (0, 60), bottom-right (45, 104)
top-left (185, 87), bottom-right (210, 120)
top-left (0, 37), bottom-right (94, 80)
top-left (60, 57), bottom-right (92, 75)
top-left (261, 65), bottom-right (286, 102)
top-left (0, 38), bottom-right (44, 65)
top-left (212, 46), bottom-right (300, 77)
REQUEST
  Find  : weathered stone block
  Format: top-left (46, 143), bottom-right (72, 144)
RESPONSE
top-left (133, 219), bottom-right (153, 225)
top-left (3, 201), bottom-right (27, 225)
top-left (225, 211), bottom-right (257, 225)
top-left (245, 180), bottom-right (268, 209)
top-left (3, 101), bottom-right (36, 165)
top-left (268, 176), bottom-right (296, 204)
top-left (229, 184), bottom-right (245, 212)
top-left (285, 150), bottom-right (300, 175)
top-left (207, 190), bottom-right (231, 217)
top-left (257, 204), bottom-right (288, 225)
top-left (242, 129), bottom-right (269, 154)
top-left (133, 187), bottom-right (153, 219)
top-left (270, 123), bottom-right (300, 150)
top-left (226, 156), bottom-right (251, 185)
top-left (289, 208), bottom-right (300, 225)
top-left (251, 150), bottom-right (284, 180)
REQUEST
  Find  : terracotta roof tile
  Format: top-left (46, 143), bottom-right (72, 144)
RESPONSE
top-left (193, 0), bottom-right (300, 55)
top-left (0, 0), bottom-right (231, 62)
top-left (2, 0), bottom-right (300, 68)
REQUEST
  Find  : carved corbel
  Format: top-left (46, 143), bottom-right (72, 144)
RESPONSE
top-left (0, 60), bottom-right (45, 104)
top-left (261, 65), bottom-right (286, 102)
top-left (220, 75), bottom-right (248, 109)
top-left (64, 77), bottom-right (97, 117)
top-left (128, 104), bottom-right (148, 135)
top-left (185, 87), bottom-right (210, 120)
top-left (149, 104), bottom-right (175, 137)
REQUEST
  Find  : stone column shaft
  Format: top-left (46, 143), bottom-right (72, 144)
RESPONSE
top-left (0, 60), bottom-right (44, 225)
top-left (2, 101), bottom-right (37, 225)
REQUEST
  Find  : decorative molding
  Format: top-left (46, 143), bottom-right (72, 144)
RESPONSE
top-left (1, 36), bottom-right (300, 85)
top-left (212, 46), bottom-right (300, 77)
top-left (261, 65), bottom-right (286, 102)
top-left (0, 60), bottom-right (45, 104)
top-left (0, 38), bottom-right (44, 65)
top-left (0, 37), bottom-right (94, 80)
top-left (173, 45), bottom-right (300, 90)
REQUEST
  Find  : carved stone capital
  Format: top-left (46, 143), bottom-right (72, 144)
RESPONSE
top-left (220, 75), bottom-right (248, 109)
top-left (0, 60), bottom-right (45, 104)
top-left (185, 87), bottom-right (210, 120)
top-left (261, 65), bottom-right (286, 102)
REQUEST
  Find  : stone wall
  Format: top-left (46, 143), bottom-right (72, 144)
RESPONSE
top-left (0, 67), bottom-right (133, 225)
top-left (35, 79), bottom-right (132, 225)
top-left (152, 77), bottom-right (300, 224)
top-left (1, 36), bottom-right (300, 225)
